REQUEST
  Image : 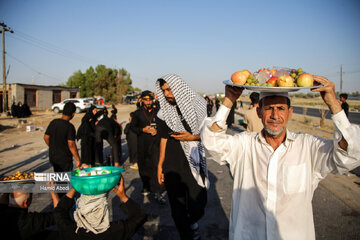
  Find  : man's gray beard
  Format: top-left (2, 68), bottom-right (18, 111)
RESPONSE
top-left (264, 126), bottom-right (285, 136)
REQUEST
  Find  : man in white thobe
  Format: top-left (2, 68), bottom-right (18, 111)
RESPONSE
top-left (201, 76), bottom-right (360, 240)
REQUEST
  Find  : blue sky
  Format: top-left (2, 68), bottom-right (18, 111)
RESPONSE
top-left (1, 0), bottom-right (360, 94)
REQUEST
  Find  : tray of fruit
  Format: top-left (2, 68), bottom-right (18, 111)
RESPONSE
top-left (0, 171), bottom-right (35, 183)
top-left (224, 67), bottom-right (321, 92)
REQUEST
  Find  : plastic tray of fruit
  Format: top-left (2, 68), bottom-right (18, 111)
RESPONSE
top-left (0, 171), bottom-right (35, 183)
top-left (224, 67), bottom-right (321, 92)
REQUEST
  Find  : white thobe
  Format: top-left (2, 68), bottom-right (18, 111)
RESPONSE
top-left (200, 105), bottom-right (360, 240)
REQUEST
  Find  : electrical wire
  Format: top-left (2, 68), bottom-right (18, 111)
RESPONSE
top-left (6, 52), bottom-right (64, 82)
top-left (8, 29), bottom-right (96, 64)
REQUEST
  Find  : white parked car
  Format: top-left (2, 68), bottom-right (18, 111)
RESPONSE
top-left (51, 98), bottom-right (91, 113)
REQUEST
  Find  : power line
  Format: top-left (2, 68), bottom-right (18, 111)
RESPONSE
top-left (14, 29), bottom-right (95, 62)
top-left (8, 34), bottom-right (94, 64)
top-left (7, 28), bottom-right (97, 64)
top-left (6, 52), bottom-right (64, 82)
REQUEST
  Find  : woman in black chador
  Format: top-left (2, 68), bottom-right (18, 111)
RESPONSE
top-left (77, 105), bottom-right (97, 167)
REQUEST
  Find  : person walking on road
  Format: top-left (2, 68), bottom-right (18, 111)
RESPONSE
top-left (156, 74), bottom-right (209, 240)
top-left (131, 91), bottom-right (165, 203)
top-left (124, 112), bottom-right (138, 170)
top-left (44, 102), bottom-right (81, 172)
top-left (201, 76), bottom-right (360, 240)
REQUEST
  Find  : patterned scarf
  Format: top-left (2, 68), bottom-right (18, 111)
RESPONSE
top-left (156, 74), bottom-right (209, 188)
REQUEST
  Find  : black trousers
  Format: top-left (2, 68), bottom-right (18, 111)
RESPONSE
top-left (80, 137), bottom-right (95, 165)
top-left (51, 160), bottom-right (73, 172)
top-left (138, 151), bottom-right (164, 193)
top-left (164, 170), bottom-right (207, 240)
top-left (127, 133), bottom-right (138, 164)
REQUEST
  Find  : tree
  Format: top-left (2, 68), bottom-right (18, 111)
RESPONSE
top-left (65, 65), bottom-right (135, 103)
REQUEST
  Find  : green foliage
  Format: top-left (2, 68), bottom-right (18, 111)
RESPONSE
top-left (65, 65), bottom-right (135, 103)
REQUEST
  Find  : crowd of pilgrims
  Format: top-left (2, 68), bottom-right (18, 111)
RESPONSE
top-left (76, 95), bottom-right (233, 170)
top-left (1, 93), bottom-right (234, 240)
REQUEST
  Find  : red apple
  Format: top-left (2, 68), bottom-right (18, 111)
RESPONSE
top-left (277, 75), bottom-right (294, 87)
top-left (241, 69), bottom-right (251, 78)
top-left (267, 76), bottom-right (278, 87)
top-left (258, 68), bottom-right (268, 73)
top-left (231, 71), bottom-right (249, 85)
top-left (269, 69), bottom-right (277, 76)
top-left (297, 73), bottom-right (313, 87)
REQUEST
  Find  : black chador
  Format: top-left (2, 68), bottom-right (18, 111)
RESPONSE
top-left (76, 106), bottom-right (96, 166)
top-left (94, 109), bottom-right (120, 165)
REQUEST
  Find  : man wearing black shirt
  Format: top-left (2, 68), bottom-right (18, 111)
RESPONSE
top-left (44, 102), bottom-right (81, 172)
top-left (0, 190), bottom-right (59, 240)
top-left (340, 93), bottom-right (349, 117)
top-left (130, 91), bottom-right (164, 201)
top-left (53, 176), bottom-right (147, 240)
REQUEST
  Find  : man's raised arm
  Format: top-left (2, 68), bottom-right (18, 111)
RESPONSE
top-left (311, 76), bottom-right (347, 150)
top-left (210, 86), bottom-right (244, 132)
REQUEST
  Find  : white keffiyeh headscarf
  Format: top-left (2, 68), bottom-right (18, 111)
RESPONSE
top-left (156, 74), bottom-right (209, 189)
top-left (73, 193), bottom-right (110, 234)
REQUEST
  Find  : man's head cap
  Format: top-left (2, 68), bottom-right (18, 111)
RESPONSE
top-left (259, 92), bottom-right (289, 100)
top-left (141, 90), bottom-right (154, 100)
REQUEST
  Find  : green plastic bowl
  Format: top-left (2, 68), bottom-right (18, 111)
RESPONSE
top-left (70, 166), bottom-right (125, 195)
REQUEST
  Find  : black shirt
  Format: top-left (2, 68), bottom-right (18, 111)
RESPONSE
top-left (45, 119), bottom-right (76, 165)
top-left (0, 204), bottom-right (55, 240)
top-left (341, 102), bottom-right (349, 117)
top-left (130, 107), bottom-right (160, 158)
top-left (157, 107), bottom-right (192, 174)
top-left (130, 107), bottom-right (158, 135)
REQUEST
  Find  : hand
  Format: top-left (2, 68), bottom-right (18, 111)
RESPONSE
top-left (171, 131), bottom-right (198, 141)
top-left (223, 85), bottom-right (244, 108)
top-left (311, 75), bottom-right (342, 114)
top-left (157, 166), bottom-right (164, 185)
top-left (143, 126), bottom-right (151, 134)
top-left (113, 176), bottom-right (128, 202)
top-left (76, 161), bottom-right (81, 169)
top-left (149, 128), bottom-right (157, 136)
top-left (66, 188), bottom-right (77, 199)
top-left (81, 163), bottom-right (91, 169)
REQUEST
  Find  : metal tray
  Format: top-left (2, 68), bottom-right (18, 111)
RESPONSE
top-left (223, 80), bottom-right (321, 92)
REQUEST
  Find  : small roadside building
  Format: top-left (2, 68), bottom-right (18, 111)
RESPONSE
top-left (0, 83), bottom-right (79, 112)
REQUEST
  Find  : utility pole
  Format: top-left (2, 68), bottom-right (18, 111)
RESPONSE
top-left (340, 64), bottom-right (343, 94)
top-left (0, 22), bottom-right (14, 114)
